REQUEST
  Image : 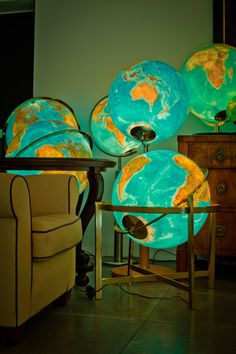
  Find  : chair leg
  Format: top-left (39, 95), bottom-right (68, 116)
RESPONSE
top-left (54, 289), bottom-right (72, 306)
top-left (0, 324), bottom-right (25, 344)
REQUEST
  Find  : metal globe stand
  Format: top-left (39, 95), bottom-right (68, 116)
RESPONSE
top-left (95, 198), bottom-right (220, 309)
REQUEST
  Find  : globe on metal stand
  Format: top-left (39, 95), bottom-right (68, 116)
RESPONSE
top-left (106, 60), bottom-right (190, 276)
top-left (111, 128), bottom-right (173, 276)
top-left (111, 149), bottom-right (211, 277)
top-left (89, 96), bottom-right (141, 265)
top-left (181, 43), bottom-right (236, 133)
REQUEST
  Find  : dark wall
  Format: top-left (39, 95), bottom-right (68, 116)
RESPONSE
top-left (0, 12), bottom-right (34, 129)
top-left (213, 0), bottom-right (236, 46)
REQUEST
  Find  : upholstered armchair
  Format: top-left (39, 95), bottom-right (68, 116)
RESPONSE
top-left (0, 173), bottom-right (82, 343)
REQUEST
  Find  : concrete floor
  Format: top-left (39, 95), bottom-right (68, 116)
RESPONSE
top-left (0, 260), bottom-right (236, 354)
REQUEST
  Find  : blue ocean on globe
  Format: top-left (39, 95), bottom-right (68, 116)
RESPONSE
top-left (90, 96), bottom-right (141, 156)
top-left (108, 61), bottom-right (189, 144)
top-left (112, 149), bottom-right (210, 249)
top-left (6, 130), bottom-right (92, 193)
top-left (6, 120), bottom-right (75, 157)
top-left (5, 97), bottom-right (79, 147)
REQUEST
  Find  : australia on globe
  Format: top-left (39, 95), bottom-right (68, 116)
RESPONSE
top-left (108, 60), bottom-right (189, 145)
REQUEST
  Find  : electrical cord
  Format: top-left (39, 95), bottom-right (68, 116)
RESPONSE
top-left (75, 283), bottom-right (188, 304)
top-left (115, 284), bottom-right (188, 304)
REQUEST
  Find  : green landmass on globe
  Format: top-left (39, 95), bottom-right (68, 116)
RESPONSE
top-left (181, 43), bottom-right (236, 127)
top-left (226, 96), bottom-right (236, 124)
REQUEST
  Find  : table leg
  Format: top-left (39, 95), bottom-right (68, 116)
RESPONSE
top-left (75, 171), bottom-right (104, 285)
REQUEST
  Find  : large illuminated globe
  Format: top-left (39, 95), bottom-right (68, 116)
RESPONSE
top-left (6, 129), bottom-right (92, 193)
top-left (90, 96), bottom-right (141, 156)
top-left (181, 43), bottom-right (236, 127)
top-left (108, 60), bottom-right (189, 144)
top-left (112, 150), bottom-right (210, 249)
top-left (5, 97), bottom-right (79, 147)
top-left (6, 120), bottom-right (76, 156)
top-left (226, 96), bottom-right (236, 124)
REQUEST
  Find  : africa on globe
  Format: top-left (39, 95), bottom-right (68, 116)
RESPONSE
top-left (181, 43), bottom-right (236, 127)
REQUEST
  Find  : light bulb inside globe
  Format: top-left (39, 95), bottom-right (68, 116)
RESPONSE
top-left (130, 126), bottom-right (156, 143)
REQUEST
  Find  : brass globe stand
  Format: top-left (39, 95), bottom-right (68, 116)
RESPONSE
top-left (95, 199), bottom-right (220, 309)
top-left (111, 128), bottom-right (167, 276)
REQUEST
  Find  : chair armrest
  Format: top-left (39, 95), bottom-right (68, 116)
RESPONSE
top-left (0, 173), bottom-right (30, 218)
top-left (25, 174), bottom-right (79, 216)
top-left (0, 173), bottom-right (32, 327)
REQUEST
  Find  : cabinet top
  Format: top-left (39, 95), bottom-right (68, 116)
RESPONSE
top-left (178, 134), bottom-right (236, 142)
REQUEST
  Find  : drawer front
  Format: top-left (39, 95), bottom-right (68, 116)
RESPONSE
top-left (194, 212), bottom-right (236, 256)
top-left (188, 142), bottom-right (236, 168)
top-left (207, 169), bottom-right (236, 206)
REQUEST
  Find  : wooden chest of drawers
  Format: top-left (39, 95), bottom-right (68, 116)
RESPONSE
top-left (176, 134), bottom-right (236, 271)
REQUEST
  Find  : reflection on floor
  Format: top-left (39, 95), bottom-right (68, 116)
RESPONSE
top-left (0, 259), bottom-right (236, 354)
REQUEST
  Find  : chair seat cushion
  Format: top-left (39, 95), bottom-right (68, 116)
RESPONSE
top-left (32, 214), bottom-right (82, 259)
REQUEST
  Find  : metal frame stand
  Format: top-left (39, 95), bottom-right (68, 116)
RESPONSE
top-left (95, 199), bottom-right (219, 309)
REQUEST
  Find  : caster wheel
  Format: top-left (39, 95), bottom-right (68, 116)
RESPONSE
top-left (86, 286), bottom-right (96, 299)
top-left (75, 274), bottom-right (89, 286)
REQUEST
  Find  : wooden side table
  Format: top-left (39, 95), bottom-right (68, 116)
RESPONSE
top-left (176, 134), bottom-right (236, 271)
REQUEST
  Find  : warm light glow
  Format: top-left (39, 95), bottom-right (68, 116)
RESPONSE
top-left (90, 96), bottom-right (141, 156)
top-left (5, 97), bottom-right (92, 193)
top-left (5, 97), bottom-right (79, 147)
top-left (108, 60), bottom-right (189, 145)
top-left (226, 96), bottom-right (236, 124)
top-left (181, 43), bottom-right (236, 127)
top-left (112, 150), bottom-right (210, 249)
top-left (6, 128), bottom-right (92, 193)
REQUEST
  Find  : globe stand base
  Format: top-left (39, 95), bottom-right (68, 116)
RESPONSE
top-left (102, 256), bottom-right (128, 266)
top-left (111, 264), bottom-right (174, 277)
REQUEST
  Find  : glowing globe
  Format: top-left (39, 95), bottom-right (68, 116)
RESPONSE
top-left (90, 96), bottom-right (141, 156)
top-left (226, 96), bottom-right (236, 124)
top-left (5, 97), bottom-right (79, 147)
top-left (108, 60), bottom-right (189, 145)
top-left (181, 43), bottom-right (236, 127)
top-left (6, 129), bottom-right (92, 193)
top-left (112, 150), bottom-right (210, 249)
top-left (6, 120), bottom-right (76, 156)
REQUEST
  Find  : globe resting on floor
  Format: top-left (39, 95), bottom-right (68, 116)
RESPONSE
top-left (5, 97), bottom-right (79, 147)
top-left (90, 96), bottom-right (141, 157)
top-left (112, 149), bottom-right (210, 249)
top-left (108, 60), bottom-right (189, 145)
top-left (181, 43), bottom-right (236, 128)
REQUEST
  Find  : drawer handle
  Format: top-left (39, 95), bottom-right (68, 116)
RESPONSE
top-left (216, 225), bottom-right (226, 238)
top-left (216, 182), bottom-right (227, 194)
top-left (215, 149), bottom-right (226, 162)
